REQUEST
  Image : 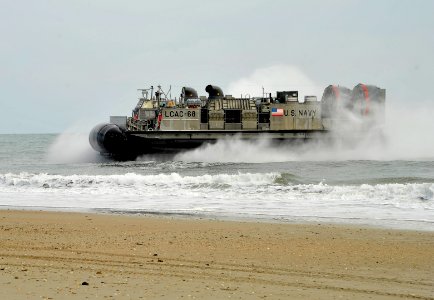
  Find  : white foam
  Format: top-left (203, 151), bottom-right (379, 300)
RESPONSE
top-left (0, 172), bottom-right (432, 231)
top-left (0, 172), bottom-right (279, 189)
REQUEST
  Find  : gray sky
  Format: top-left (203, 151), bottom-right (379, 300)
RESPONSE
top-left (1, 0), bottom-right (433, 133)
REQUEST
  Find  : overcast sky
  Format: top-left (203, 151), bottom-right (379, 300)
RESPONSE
top-left (1, 0), bottom-right (433, 133)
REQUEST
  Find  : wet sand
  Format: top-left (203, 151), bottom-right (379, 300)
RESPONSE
top-left (0, 210), bottom-right (433, 299)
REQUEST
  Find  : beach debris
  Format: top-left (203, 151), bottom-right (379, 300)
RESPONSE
top-left (81, 281), bottom-right (89, 286)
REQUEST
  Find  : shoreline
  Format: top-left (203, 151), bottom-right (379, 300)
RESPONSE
top-left (1, 209), bottom-right (433, 299)
top-left (1, 205), bottom-right (433, 233)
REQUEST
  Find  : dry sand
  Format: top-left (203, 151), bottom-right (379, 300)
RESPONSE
top-left (0, 210), bottom-right (433, 299)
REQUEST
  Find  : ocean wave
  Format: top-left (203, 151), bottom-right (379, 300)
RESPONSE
top-left (98, 160), bottom-right (233, 171)
top-left (1, 172), bottom-right (433, 231)
top-left (0, 172), bottom-right (280, 189)
top-left (335, 176), bottom-right (434, 185)
top-left (0, 172), bottom-right (432, 202)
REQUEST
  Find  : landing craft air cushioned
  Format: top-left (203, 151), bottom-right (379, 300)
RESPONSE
top-left (89, 83), bottom-right (386, 160)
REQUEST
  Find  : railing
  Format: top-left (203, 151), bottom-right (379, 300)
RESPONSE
top-left (127, 118), bottom-right (148, 131)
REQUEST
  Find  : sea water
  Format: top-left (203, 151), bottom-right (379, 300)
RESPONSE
top-left (0, 134), bottom-right (433, 231)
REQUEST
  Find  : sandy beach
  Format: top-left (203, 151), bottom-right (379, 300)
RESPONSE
top-left (0, 210), bottom-right (433, 299)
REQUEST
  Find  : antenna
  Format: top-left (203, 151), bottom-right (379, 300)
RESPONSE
top-left (137, 87), bottom-right (152, 99)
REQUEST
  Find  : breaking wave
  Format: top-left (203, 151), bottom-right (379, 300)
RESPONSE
top-left (1, 172), bottom-right (433, 202)
top-left (1, 172), bottom-right (433, 230)
top-left (0, 172), bottom-right (280, 189)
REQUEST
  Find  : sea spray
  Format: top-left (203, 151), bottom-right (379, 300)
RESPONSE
top-left (46, 124), bottom-right (103, 164)
top-left (224, 64), bottom-right (434, 162)
top-left (174, 79), bottom-right (434, 163)
top-left (227, 65), bottom-right (322, 101)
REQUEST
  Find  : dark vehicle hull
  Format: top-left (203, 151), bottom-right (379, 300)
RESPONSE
top-left (90, 124), bottom-right (327, 160)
